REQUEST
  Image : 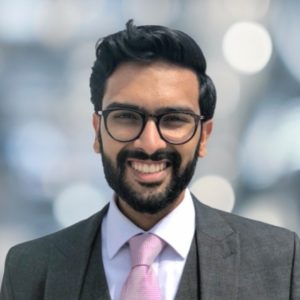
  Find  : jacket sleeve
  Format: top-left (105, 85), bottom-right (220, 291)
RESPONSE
top-left (0, 249), bottom-right (14, 300)
top-left (291, 233), bottom-right (300, 299)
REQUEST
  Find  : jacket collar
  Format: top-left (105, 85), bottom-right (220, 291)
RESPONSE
top-left (44, 205), bottom-right (110, 299)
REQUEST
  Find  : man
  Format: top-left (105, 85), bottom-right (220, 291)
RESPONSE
top-left (1, 20), bottom-right (299, 300)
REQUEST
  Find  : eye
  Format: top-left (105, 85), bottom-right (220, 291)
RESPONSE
top-left (161, 113), bottom-right (192, 126)
top-left (108, 110), bottom-right (142, 126)
top-left (111, 110), bottom-right (140, 120)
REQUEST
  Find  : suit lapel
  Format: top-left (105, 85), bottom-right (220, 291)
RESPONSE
top-left (175, 235), bottom-right (200, 300)
top-left (44, 205), bottom-right (110, 300)
top-left (80, 225), bottom-right (111, 300)
top-left (192, 195), bottom-right (240, 300)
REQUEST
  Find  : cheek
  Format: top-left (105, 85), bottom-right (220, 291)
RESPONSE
top-left (100, 127), bottom-right (122, 160)
top-left (178, 147), bottom-right (197, 166)
top-left (175, 134), bottom-right (201, 165)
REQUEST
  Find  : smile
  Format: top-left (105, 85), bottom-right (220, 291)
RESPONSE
top-left (129, 160), bottom-right (168, 174)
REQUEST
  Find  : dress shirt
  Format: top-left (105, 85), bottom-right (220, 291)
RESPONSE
top-left (101, 189), bottom-right (196, 300)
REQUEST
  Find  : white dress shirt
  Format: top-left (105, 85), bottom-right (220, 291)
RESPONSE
top-left (101, 189), bottom-right (195, 300)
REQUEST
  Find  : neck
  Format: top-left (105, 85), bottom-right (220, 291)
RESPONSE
top-left (116, 191), bottom-right (185, 231)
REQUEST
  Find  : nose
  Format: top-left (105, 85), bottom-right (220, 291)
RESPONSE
top-left (132, 119), bottom-right (167, 154)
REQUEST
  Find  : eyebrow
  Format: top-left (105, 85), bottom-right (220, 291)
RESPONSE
top-left (155, 107), bottom-right (196, 114)
top-left (104, 101), bottom-right (197, 114)
top-left (105, 102), bottom-right (142, 111)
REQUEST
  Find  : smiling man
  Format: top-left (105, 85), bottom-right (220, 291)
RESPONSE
top-left (1, 20), bottom-right (300, 300)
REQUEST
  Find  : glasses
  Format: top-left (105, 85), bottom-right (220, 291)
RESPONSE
top-left (97, 107), bottom-right (205, 145)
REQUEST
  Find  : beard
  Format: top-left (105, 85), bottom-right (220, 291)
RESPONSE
top-left (100, 143), bottom-right (200, 214)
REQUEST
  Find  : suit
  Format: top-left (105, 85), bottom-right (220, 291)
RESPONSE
top-left (1, 196), bottom-right (300, 299)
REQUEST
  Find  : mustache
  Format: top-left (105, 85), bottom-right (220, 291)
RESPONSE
top-left (117, 149), bottom-right (181, 165)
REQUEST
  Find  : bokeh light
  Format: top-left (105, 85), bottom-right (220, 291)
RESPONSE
top-left (53, 183), bottom-right (110, 228)
top-left (223, 21), bottom-right (272, 74)
top-left (190, 175), bottom-right (235, 212)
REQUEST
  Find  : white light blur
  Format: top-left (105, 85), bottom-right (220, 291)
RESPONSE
top-left (223, 0), bottom-right (270, 19)
top-left (223, 22), bottom-right (272, 74)
top-left (122, 0), bottom-right (180, 25)
top-left (240, 98), bottom-right (300, 189)
top-left (190, 175), bottom-right (235, 212)
top-left (208, 62), bottom-right (240, 117)
top-left (53, 183), bottom-right (110, 228)
top-left (5, 121), bottom-right (67, 179)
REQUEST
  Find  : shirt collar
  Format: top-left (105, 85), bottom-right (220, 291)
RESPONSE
top-left (105, 189), bottom-right (195, 260)
top-left (106, 196), bottom-right (143, 259)
top-left (150, 189), bottom-right (195, 258)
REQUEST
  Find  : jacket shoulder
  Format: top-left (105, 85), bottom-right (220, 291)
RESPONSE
top-left (5, 205), bottom-right (108, 273)
top-left (218, 207), bottom-right (296, 241)
top-left (193, 195), bottom-right (296, 240)
top-left (1, 206), bottom-right (109, 299)
top-left (192, 196), bottom-right (298, 254)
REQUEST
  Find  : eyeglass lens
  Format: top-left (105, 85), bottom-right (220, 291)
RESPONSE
top-left (105, 109), bottom-right (198, 144)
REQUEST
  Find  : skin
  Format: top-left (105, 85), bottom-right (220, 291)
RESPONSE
top-left (92, 61), bottom-right (213, 230)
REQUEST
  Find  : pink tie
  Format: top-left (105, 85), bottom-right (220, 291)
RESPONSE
top-left (120, 233), bottom-right (166, 300)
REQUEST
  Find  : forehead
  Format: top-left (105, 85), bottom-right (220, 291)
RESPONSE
top-left (102, 61), bottom-right (200, 113)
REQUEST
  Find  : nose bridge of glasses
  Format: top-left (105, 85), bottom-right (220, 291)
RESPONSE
top-left (136, 113), bottom-right (166, 147)
top-left (143, 112), bottom-right (169, 141)
top-left (144, 112), bottom-right (160, 127)
top-left (142, 113), bottom-right (162, 135)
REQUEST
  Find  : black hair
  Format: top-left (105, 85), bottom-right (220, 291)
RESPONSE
top-left (90, 19), bottom-right (216, 120)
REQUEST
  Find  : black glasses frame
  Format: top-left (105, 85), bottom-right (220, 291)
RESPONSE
top-left (96, 107), bottom-right (205, 145)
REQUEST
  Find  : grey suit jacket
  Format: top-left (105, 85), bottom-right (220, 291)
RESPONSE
top-left (1, 197), bottom-right (300, 300)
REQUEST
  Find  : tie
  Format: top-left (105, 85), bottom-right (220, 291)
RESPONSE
top-left (120, 233), bottom-right (166, 300)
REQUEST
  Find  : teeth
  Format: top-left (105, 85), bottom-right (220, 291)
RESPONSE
top-left (131, 162), bottom-right (166, 174)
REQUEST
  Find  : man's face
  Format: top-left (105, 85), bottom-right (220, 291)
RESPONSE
top-left (93, 61), bottom-right (212, 214)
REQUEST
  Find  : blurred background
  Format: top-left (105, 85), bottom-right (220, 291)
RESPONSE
top-left (1, 0), bottom-right (300, 282)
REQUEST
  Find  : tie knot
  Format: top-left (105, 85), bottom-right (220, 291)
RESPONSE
top-left (129, 233), bottom-right (165, 267)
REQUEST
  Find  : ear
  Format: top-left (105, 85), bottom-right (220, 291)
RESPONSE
top-left (198, 120), bottom-right (213, 158)
top-left (92, 113), bottom-right (101, 153)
